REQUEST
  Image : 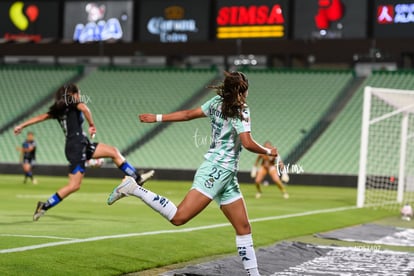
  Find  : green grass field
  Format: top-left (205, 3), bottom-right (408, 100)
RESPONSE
top-left (0, 174), bottom-right (402, 275)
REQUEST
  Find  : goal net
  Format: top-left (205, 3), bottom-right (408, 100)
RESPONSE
top-left (357, 86), bottom-right (414, 209)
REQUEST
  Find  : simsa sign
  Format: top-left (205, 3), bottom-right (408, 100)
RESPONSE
top-left (138, 0), bottom-right (210, 43)
top-left (215, 0), bottom-right (288, 39)
top-left (374, 0), bottom-right (414, 37)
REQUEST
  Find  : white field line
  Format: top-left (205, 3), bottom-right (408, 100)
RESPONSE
top-left (0, 234), bottom-right (77, 240)
top-left (0, 205), bottom-right (357, 254)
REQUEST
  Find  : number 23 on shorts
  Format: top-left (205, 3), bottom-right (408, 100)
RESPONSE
top-left (209, 166), bottom-right (222, 180)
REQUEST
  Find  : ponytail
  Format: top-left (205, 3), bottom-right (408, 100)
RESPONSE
top-left (208, 71), bottom-right (249, 120)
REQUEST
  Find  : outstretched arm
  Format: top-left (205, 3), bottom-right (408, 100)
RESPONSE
top-left (14, 113), bottom-right (51, 135)
top-left (240, 132), bottom-right (278, 157)
top-left (139, 107), bottom-right (206, 123)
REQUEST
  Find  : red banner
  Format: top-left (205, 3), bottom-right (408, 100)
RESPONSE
top-left (215, 0), bottom-right (288, 39)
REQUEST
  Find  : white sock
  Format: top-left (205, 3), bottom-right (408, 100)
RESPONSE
top-left (131, 185), bottom-right (177, 221)
top-left (236, 234), bottom-right (260, 276)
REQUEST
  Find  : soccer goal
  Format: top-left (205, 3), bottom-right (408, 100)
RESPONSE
top-left (357, 86), bottom-right (414, 209)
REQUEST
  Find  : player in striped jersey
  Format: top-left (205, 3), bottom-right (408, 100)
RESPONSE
top-left (108, 71), bottom-right (278, 276)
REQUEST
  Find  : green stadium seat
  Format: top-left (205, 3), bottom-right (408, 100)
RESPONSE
top-left (78, 67), bottom-right (219, 156)
top-left (5, 66), bottom-right (413, 177)
top-left (129, 69), bottom-right (355, 172)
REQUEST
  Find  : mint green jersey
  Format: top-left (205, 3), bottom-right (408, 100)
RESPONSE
top-left (201, 95), bottom-right (251, 172)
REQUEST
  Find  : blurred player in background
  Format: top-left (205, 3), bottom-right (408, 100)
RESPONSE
top-left (251, 141), bottom-right (289, 199)
top-left (14, 83), bottom-right (154, 221)
top-left (108, 71), bottom-right (276, 276)
top-left (16, 131), bottom-right (37, 184)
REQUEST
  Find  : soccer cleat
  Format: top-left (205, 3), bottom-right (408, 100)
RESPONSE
top-left (137, 170), bottom-right (155, 186)
top-left (107, 176), bottom-right (139, 205)
top-left (33, 201), bottom-right (46, 221)
top-left (283, 192), bottom-right (289, 199)
top-left (107, 170), bottom-right (154, 205)
top-left (255, 192), bottom-right (262, 199)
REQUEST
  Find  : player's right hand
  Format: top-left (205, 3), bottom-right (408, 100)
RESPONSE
top-left (14, 125), bottom-right (23, 135)
top-left (89, 125), bottom-right (96, 138)
top-left (139, 113), bottom-right (156, 123)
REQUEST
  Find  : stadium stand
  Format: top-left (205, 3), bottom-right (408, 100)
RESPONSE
top-left (0, 66), bottom-right (219, 166)
top-left (238, 69), bottom-right (355, 172)
top-left (77, 67), bottom-right (219, 157)
top-left (299, 70), bottom-right (414, 175)
top-left (5, 66), bottom-right (413, 178)
top-left (0, 65), bottom-right (83, 164)
top-left (126, 89), bottom-right (216, 169)
top-left (0, 65), bottom-right (82, 129)
top-left (126, 69), bottom-right (355, 171)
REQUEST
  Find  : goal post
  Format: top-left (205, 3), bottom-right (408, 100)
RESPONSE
top-left (357, 86), bottom-right (414, 209)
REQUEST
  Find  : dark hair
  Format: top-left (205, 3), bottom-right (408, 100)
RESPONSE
top-left (48, 83), bottom-right (80, 117)
top-left (208, 71), bottom-right (249, 119)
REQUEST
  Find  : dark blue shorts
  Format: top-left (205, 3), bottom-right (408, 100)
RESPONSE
top-left (65, 136), bottom-right (98, 174)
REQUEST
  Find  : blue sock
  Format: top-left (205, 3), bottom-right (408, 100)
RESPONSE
top-left (43, 193), bottom-right (62, 210)
top-left (119, 161), bottom-right (140, 182)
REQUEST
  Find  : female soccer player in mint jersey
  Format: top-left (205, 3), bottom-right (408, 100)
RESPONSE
top-left (14, 83), bottom-right (154, 221)
top-left (107, 71), bottom-right (277, 276)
